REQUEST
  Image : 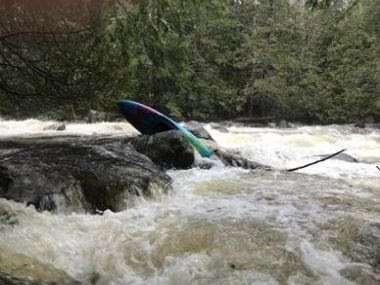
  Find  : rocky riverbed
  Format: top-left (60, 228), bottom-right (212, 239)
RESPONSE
top-left (0, 119), bottom-right (379, 284)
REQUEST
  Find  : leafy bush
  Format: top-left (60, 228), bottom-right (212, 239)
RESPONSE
top-left (0, 0), bottom-right (378, 123)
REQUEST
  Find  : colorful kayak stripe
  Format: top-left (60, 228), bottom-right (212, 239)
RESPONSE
top-left (117, 100), bottom-right (213, 158)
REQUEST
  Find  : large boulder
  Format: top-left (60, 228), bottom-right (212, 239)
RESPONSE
top-left (0, 138), bottom-right (171, 213)
top-left (130, 130), bottom-right (195, 169)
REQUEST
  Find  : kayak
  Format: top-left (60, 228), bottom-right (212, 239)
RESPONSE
top-left (117, 100), bottom-right (213, 158)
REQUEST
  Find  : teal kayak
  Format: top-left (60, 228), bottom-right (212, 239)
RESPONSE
top-left (117, 100), bottom-right (213, 158)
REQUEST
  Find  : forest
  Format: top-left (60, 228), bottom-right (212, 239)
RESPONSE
top-left (0, 0), bottom-right (379, 123)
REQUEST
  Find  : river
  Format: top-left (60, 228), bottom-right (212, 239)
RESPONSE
top-left (0, 119), bottom-right (379, 284)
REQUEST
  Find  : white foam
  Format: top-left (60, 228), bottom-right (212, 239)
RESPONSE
top-left (0, 121), bottom-right (379, 284)
top-left (0, 119), bottom-right (139, 137)
top-left (300, 241), bottom-right (353, 285)
top-left (206, 124), bottom-right (380, 180)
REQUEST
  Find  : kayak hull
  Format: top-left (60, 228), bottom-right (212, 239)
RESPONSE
top-left (117, 100), bottom-right (213, 157)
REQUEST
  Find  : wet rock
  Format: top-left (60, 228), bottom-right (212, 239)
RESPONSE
top-left (43, 123), bottom-right (66, 131)
top-left (130, 130), bottom-right (194, 169)
top-left (364, 123), bottom-right (380, 129)
top-left (0, 247), bottom-right (80, 285)
top-left (183, 121), bottom-right (214, 140)
top-left (277, 119), bottom-right (290, 128)
top-left (365, 115), bottom-right (375, 124)
top-left (0, 139), bottom-right (171, 213)
top-left (200, 138), bottom-right (219, 152)
top-left (334, 153), bottom-right (359, 163)
top-left (195, 160), bottom-right (218, 170)
top-left (354, 115), bottom-right (380, 128)
top-left (354, 121), bottom-right (366, 128)
top-left (215, 149), bottom-right (270, 170)
top-left (210, 123), bottom-right (229, 133)
top-left (354, 120), bottom-right (366, 129)
top-left (317, 152), bottom-right (359, 163)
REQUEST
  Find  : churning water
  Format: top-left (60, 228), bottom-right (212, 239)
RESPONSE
top-left (0, 120), bottom-right (379, 284)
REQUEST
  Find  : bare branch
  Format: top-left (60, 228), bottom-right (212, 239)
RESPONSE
top-left (287, 149), bottom-right (346, 172)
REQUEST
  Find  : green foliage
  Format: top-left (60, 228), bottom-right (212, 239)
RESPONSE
top-left (0, 1), bottom-right (122, 118)
top-left (110, 0), bottom-right (247, 120)
top-left (0, 0), bottom-right (379, 123)
top-left (238, 0), bottom-right (379, 123)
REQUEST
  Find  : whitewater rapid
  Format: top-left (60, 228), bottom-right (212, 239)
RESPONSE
top-left (0, 120), bottom-right (379, 284)
top-left (206, 124), bottom-right (380, 179)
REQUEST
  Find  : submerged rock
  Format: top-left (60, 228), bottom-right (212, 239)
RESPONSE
top-left (130, 130), bottom-right (195, 169)
top-left (0, 139), bottom-right (171, 213)
top-left (354, 115), bottom-right (379, 128)
top-left (214, 149), bottom-right (270, 170)
top-left (334, 153), bottom-right (359, 163)
top-left (43, 123), bottom-right (66, 131)
top-left (0, 247), bottom-right (80, 285)
top-left (210, 123), bottom-right (229, 133)
top-left (316, 152), bottom-right (359, 163)
top-left (277, 119), bottom-right (290, 128)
